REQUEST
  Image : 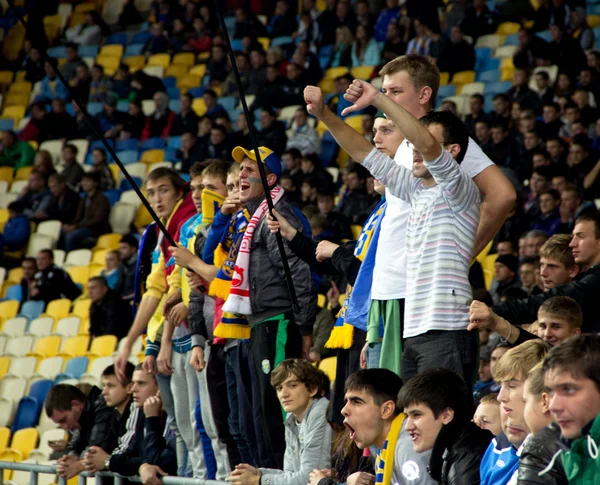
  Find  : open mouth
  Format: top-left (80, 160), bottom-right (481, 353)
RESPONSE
top-left (409, 432), bottom-right (419, 442)
top-left (240, 180), bottom-right (251, 191)
top-left (344, 420), bottom-right (356, 440)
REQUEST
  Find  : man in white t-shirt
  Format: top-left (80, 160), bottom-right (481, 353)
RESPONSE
top-left (305, 55), bottom-right (516, 377)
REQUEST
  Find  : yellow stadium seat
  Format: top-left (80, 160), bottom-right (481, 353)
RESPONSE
top-left (0, 357), bottom-right (9, 379)
top-left (0, 427), bottom-right (10, 455)
top-left (14, 166), bottom-right (33, 181)
top-left (27, 335), bottom-right (62, 360)
top-left (71, 299), bottom-right (92, 320)
top-left (0, 71), bottom-right (14, 86)
top-left (10, 428), bottom-right (37, 460)
top-left (67, 266), bottom-right (89, 289)
top-left (344, 115), bottom-right (364, 134)
top-left (147, 54), bottom-right (171, 68)
top-left (589, 15), bottom-right (600, 28)
top-left (318, 78), bottom-right (334, 95)
top-left (95, 233), bottom-right (122, 250)
top-left (60, 335), bottom-right (90, 358)
top-left (177, 74), bottom-right (202, 90)
top-left (109, 164), bottom-right (120, 185)
top-left (86, 335), bottom-right (118, 357)
top-left (165, 64), bottom-right (188, 78)
top-left (257, 37), bottom-right (270, 51)
top-left (318, 356), bottom-right (337, 384)
top-left (475, 239), bottom-right (494, 264)
top-left (501, 67), bottom-right (515, 81)
top-left (91, 248), bottom-right (110, 265)
top-left (451, 71), bottom-right (476, 85)
top-left (482, 253), bottom-right (498, 290)
top-left (140, 149), bottom-right (165, 163)
top-left (496, 21), bottom-right (520, 35)
top-left (350, 66), bottom-right (374, 80)
top-left (324, 67), bottom-right (349, 80)
top-left (44, 299), bottom-right (71, 321)
top-left (134, 204), bottom-right (153, 229)
top-left (74, 2), bottom-right (96, 13)
top-left (123, 55), bottom-right (146, 72)
top-left (99, 44), bottom-right (124, 58)
top-left (96, 56), bottom-right (120, 75)
top-left (2, 106), bottom-right (26, 122)
top-left (317, 294), bottom-right (326, 308)
top-left (4, 93), bottom-right (29, 107)
top-left (211, 85), bottom-right (222, 97)
top-left (500, 57), bottom-right (514, 70)
top-left (0, 300), bottom-right (19, 321)
top-left (439, 72), bottom-right (449, 86)
top-left (0, 167), bottom-right (14, 183)
top-left (172, 52), bottom-right (195, 67)
top-left (350, 225), bottom-right (362, 240)
top-left (197, 51), bottom-right (210, 61)
top-left (43, 15), bottom-right (62, 43)
top-left (88, 263), bottom-right (103, 278)
top-left (7, 268), bottom-right (23, 284)
top-left (0, 454), bottom-right (15, 480)
top-left (192, 98), bottom-right (207, 116)
top-left (8, 81), bottom-right (32, 94)
top-left (14, 71), bottom-right (26, 82)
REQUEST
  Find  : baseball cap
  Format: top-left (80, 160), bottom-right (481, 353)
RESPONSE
top-left (232, 146), bottom-right (282, 180)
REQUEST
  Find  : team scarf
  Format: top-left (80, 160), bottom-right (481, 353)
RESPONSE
top-left (223, 186), bottom-right (284, 315)
top-left (325, 198), bottom-right (386, 349)
top-left (375, 413), bottom-right (404, 485)
top-left (201, 188), bottom-right (226, 225)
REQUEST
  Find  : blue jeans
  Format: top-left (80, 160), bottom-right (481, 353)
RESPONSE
top-left (64, 227), bottom-right (92, 252)
top-left (366, 341), bottom-right (382, 369)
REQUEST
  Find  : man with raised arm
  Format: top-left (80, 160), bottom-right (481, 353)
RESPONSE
top-left (304, 79), bottom-right (480, 387)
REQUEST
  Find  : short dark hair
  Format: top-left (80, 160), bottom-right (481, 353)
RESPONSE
top-left (102, 363), bottom-right (135, 384)
top-left (542, 334), bottom-right (600, 392)
top-left (303, 176), bottom-right (319, 190)
top-left (470, 93), bottom-right (484, 103)
top-left (201, 160), bottom-right (228, 184)
top-left (145, 167), bottom-right (187, 194)
top-left (82, 171), bottom-right (101, 184)
top-left (63, 144), bottom-right (78, 155)
top-left (8, 201), bottom-right (25, 213)
top-left (284, 148), bottom-right (302, 159)
top-left (204, 88), bottom-right (217, 98)
top-left (493, 93), bottom-right (510, 102)
top-left (22, 256), bottom-right (36, 267)
top-left (88, 275), bottom-right (108, 287)
top-left (539, 188), bottom-right (560, 201)
top-left (420, 110), bottom-right (469, 163)
top-left (536, 71), bottom-right (550, 81)
top-left (120, 234), bottom-right (139, 248)
top-left (575, 211), bottom-right (600, 239)
top-left (38, 249), bottom-right (54, 260)
top-left (345, 369), bottom-right (403, 411)
top-left (397, 368), bottom-right (471, 422)
top-left (45, 384), bottom-right (86, 416)
top-left (270, 359), bottom-right (322, 392)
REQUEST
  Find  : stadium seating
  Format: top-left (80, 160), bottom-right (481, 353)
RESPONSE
top-left (26, 318), bottom-right (54, 338)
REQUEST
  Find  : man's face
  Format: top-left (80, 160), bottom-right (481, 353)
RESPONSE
top-left (101, 374), bottom-right (131, 408)
top-left (153, 92), bottom-right (165, 110)
top-left (539, 193), bottom-right (559, 215)
top-left (282, 154), bottom-right (299, 171)
top-left (573, 91), bottom-right (589, 109)
top-left (202, 173), bottom-right (227, 198)
top-left (546, 370), bottom-right (600, 440)
top-left (570, 220), bottom-right (600, 268)
top-left (239, 158), bottom-right (275, 205)
top-left (569, 144), bottom-right (587, 165)
top-left (561, 191), bottom-right (580, 214)
top-left (540, 257), bottom-right (575, 290)
top-left (181, 133), bottom-right (195, 151)
top-left (48, 177), bottom-right (64, 197)
top-left (131, 370), bottom-right (159, 408)
top-left (62, 148), bottom-right (76, 164)
top-left (479, 359), bottom-right (492, 382)
top-left (475, 122), bottom-right (490, 142)
top-left (532, 154), bottom-right (549, 168)
top-left (490, 347), bottom-right (509, 376)
top-left (552, 176), bottom-right (567, 193)
top-left (203, 93), bottom-right (216, 109)
top-left (318, 197), bottom-right (334, 214)
top-left (341, 389), bottom-right (388, 449)
top-left (411, 123), bottom-right (455, 180)
top-left (382, 71), bottom-right (425, 117)
top-left (294, 110), bottom-right (307, 127)
top-left (22, 260), bottom-right (36, 279)
top-left (493, 98), bottom-right (508, 116)
top-left (494, 262), bottom-right (515, 284)
top-left (474, 402), bottom-right (502, 436)
top-left (180, 95), bottom-right (191, 112)
top-left (491, 127), bottom-right (506, 144)
top-left (260, 111), bottom-right (274, 129)
top-left (470, 97), bottom-right (483, 114)
top-left (346, 173), bottom-right (362, 191)
top-left (405, 403), bottom-right (449, 453)
top-left (81, 177), bottom-right (96, 193)
top-left (92, 150), bottom-right (105, 166)
top-left (190, 175), bottom-right (203, 213)
top-left (146, 176), bottom-right (182, 219)
top-left (529, 172), bottom-right (548, 194)
top-left (546, 140), bottom-right (563, 160)
top-left (498, 378), bottom-right (530, 448)
top-left (535, 74), bottom-right (548, 90)
top-left (543, 106), bottom-right (559, 123)
top-left (36, 252), bottom-right (53, 271)
top-left (537, 312), bottom-right (579, 346)
top-left (496, 241), bottom-right (514, 256)
top-left (372, 118), bottom-right (403, 157)
top-left (275, 374), bottom-right (316, 420)
top-left (118, 242), bottom-right (136, 261)
top-left (210, 128), bottom-right (225, 146)
top-left (87, 279), bottom-right (107, 303)
top-left (50, 402), bottom-right (83, 431)
top-left (28, 174), bottom-right (45, 192)
top-left (520, 263), bottom-right (537, 287)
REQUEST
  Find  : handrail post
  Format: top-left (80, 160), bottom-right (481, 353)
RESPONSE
top-left (29, 470), bottom-right (38, 485)
top-left (78, 473), bottom-right (86, 485)
top-left (0, 466), bottom-right (4, 485)
top-left (115, 475), bottom-right (124, 485)
top-left (58, 476), bottom-right (67, 485)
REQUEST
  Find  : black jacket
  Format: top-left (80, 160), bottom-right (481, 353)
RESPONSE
top-left (101, 400), bottom-right (136, 454)
top-left (109, 411), bottom-right (176, 477)
top-left (429, 421), bottom-right (493, 485)
top-left (33, 265), bottom-right (82, 304)
top-left (66, 386), bottom-right (112, 455)
top-left (245, 195), bottom-right (317, 334)
top-left (516, 423), bottom-right (567, 485)
top-left (89, 289), bottom-right (133, 339)
top-left (493, 263), bottom-right (600, 334)
top-left (47, 187), bottom-right (81, 223)
top-left (257, 121), bottom-right (288, 157)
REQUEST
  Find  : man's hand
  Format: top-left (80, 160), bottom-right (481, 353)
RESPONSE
top-left (360, 342), bottom-right (368, 369)
top-left (316, 240), bottom-right (340, 262)
top-left (187, 271), bottom-right (208, 294)
top-left (139, 464), bottom-right (167, 485)
top-left (56, 455), bottom-right (84, 479)
top-left (468, 300), bottom-right (499, 332)
top-left (304, 86), bottom-right (326, 118)
top-left (163, 291), bottom-right (182, 317)
top-left (327, 281), bottom-right (341, 308)
top-left (190, 346), bottom-right (206, 372)
top-left (346, 472), bottom-right (376, 485)
top-left (62, 224), bottom-right (76, 233)
top-left (143, 393), bottom-right (162, 417)
top-left (156, 342), bottom-right (173, 375)
top-left (309, 469), bottom-right (331, 485)
top-left (143, 355), bottom-right (157, 375)
top-left (168, 302), bottom-right (189, 327)
top-left (302, 335), bottom-right (314, 361)
top-left (83, 446), bottom-right (109, 472)
top-left (341, 79), bottom-right (380, 117)
top-left (168, 245), bottom-right (196, 269)
top-left (221, 195), bottom-right (242, 215)
top-left (229, 464), bottom-right (260, 485)
top-left (115, 343), bottom-right (133, 381)
top-left (266, 209), bottom-right (297, 241)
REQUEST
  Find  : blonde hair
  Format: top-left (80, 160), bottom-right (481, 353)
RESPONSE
top-left (525, 363), bottom-right (545, 398)
top-left (378, 54), bottom-right (440, 108)
top-left (480, 393), bottom-right (500, 405)
top-left (538, 296), bottom-right (583, 330)
top-left (539, 234), bottom-right (575, 269)
top-left (493, 340), bottom-right (551, 382)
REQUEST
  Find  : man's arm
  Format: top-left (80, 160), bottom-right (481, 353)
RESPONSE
top-left (469, 300), bottom-right (539, 345)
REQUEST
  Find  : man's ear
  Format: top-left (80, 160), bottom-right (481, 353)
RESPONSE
top-left (541, 392), bottom-right (551, 414)
top-left (419, 86), bottom-right (433, 107)
top-left (572, 327), bottom-right (581, 336)
top-left (126, 382), bottom-right (134, 394)
top-left (267, 173), bottom-right (278, 187)
top-left (570, 264), bottom-right (580, 279)
top-left (441, 407), bottom-right (454, 425)
top-left (71, 399), bottom-right (83, 411)
top-left (381, 400), bottom-right (396, 420)
top-left (448, 143), bottom-right (461, 161)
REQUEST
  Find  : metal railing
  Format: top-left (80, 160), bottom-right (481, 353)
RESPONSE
top-left (0, 462), bottom-right (228, 485)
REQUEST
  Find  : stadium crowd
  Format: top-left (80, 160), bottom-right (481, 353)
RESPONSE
top-left (1, 1), bottom-right (600, 485)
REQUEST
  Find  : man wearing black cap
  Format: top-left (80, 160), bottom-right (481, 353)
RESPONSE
top-left (119, 234), bottom-right (139, 301)
top-left (229, 145), bottom-right (316, 470)
top-left (491, 254), bottom-right (521, 304)
top-left (473, 346), bottom-right (497, 405)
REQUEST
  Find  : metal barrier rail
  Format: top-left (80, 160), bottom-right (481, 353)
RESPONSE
top-left (0, 462), bottom-right (228, 485)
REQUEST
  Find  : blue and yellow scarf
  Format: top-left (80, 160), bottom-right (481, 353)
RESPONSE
top-left (326, 199), bottom-right (386, 349)
top-left (375, 413), bottom-right (404, 485)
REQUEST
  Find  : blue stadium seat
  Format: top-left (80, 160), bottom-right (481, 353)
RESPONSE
top-left (115, 150), bottom-right (139, 165)
top-left (12, 397), bottom-right (39, 432)
top-left (90, 139), bottom-right (115, 152)
top-left (132, 31), bottom-right (151, 44)
top-left (477, 70), bottom-right (502, 83)
top-left (116, 139), bottom-right (139, 152)
top-left (0, 118), bottom-right (14, 132)
top-left (503, 33), bottom-right (519, 45)
top-left (120, 177), bottom-right (142, 191)
top-left (224, 16), bottom-right (236, 34)
top-left (230, 39), bottom-right (243, 51)
top-left (162, 77), bottom-right (178, 90)
top-left (164, 148), bottom-right (178, 162)
top-left (478, 58), bottom-right (500, 72)
top-left (54, 374), bottom-right (74, 384)
top-left (116, 101), bottom-right (129, 112)
top-left (271, 36), bottom-right (293, 47)
top-left (47, 46), bottom-right (67, 58)
top-left (484, 81), bottom-right (512, 95)
top-left (227, 108), bottom-right (241, 123)
top-left (475, 47), bottom-right (492, 61)
top-left (187, 86), bottom-right (206, 98)
top-left (320, 131), bottom-right (339, 166)
top-left (167, 87), bottom-right (181, 100)
top-left (218, 96), bottom-right (237, 112)
top-left (318, 45), bottom-right (334, 58)
top-left (169, 100), bottom-right (181, 113)
top-left (437, 84), bottom-right (457, 98)
top-left (4, 285), bottom-right (22, 302)
top-left (79, 45), bottom-right (100, 58)
top-left (484, 93), bottom-right (495, 112)
top-left (87, 102), bottom-right (103, 116)
top-left (28, 379), bottom-right (53, 417)
top-left (140, 137), bottom-right (166, 150)
top-left (536, 30), bottom-right (552, 42)
top-left (106, 33), bottom-right (129, 46)
top-left (63, 356), bottom-right (89, 379)
top-left (167, 136), bottom-right (182, 149)
top-left (125, 43), bottom-right (145, 56)
top-left (19, 301), bottom-right (45, 320)
top-left (104, 189), bottom-right (122, 206)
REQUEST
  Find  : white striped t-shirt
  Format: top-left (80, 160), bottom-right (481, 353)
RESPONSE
top-left (362, 147), bottom-right (480, 338)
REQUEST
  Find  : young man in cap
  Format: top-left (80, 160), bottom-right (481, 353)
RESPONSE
top-left (491, 254), bottom-right (521, 304)
top-left (227, 145), bottom-right (316, 469)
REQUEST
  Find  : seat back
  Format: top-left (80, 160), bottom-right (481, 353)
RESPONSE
top-left (12, 397), bottom-right (40, 431)
top-left (7, 357), bottom-right (36, 378)
top-left (88, 335), bottom-right (117, 357)
top-left (19, 301), bottom-right (45, 320)
top-left (1, 317), bottom-right (27, 337)
top-left (44, 299), bottom-right (71, 321)
top-left (26, 317), bottom-right (54, 337)
top-left (10, 427), bottom-right (39, 459)
top-left (63, 357), bottom-right (88, 379)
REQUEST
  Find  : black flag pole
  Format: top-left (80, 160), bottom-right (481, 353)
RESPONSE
top-left (6, 0), bottom-right (178, 247)
top-left (213, 4), bottom-right (300, 313)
